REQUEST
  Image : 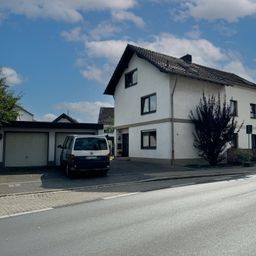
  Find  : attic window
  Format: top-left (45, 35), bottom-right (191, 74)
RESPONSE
top-left (125, 69), bottom-right (138, 88)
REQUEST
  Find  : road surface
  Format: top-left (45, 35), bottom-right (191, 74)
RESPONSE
top-left (1, 175), bottom-right (256, 256)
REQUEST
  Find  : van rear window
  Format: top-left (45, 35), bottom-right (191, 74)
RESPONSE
top-left (74, 138), bottom-right (108, 151)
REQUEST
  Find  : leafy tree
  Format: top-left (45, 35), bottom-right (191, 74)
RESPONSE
top-left (0, 72), bottom-right (21, 125)
top-left (189, 93), bottom-right (237, 166)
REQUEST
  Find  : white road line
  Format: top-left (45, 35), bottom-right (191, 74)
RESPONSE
top-left (8, 184), bottom-right (21, 188)
top-left (0, 180), bottom-right (41, 186)
top-left (103, 192), bottom-right (139, 200)
top-left (0, 208), bottom-right (53, 219)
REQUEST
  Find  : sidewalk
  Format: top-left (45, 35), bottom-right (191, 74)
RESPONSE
top-left (0, 161), bottom-right (256, 218)
top-left (140, 164), bottom-right (256, 182)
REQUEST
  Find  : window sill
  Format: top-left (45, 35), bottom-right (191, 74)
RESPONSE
top-left (141, 110), bottom-right (156, 116)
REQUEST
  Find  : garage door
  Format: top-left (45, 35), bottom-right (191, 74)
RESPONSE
top-left (5, 132), bottom-right (48, 167)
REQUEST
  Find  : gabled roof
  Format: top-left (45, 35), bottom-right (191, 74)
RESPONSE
top-left (53, 113), bottom-right (78, 123)
top-left (98, 107), bottom-right (114, 125)
top-left (104, 44), bottom-right (256, 95)
top-left (15, 105), bottom-right (33, 116)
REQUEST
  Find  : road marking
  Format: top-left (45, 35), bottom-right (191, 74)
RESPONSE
top-left (0, 180), bottom-right (41, 186)
top-left (103, 192), bottom-right (139, 200)
top-left (8, 184), bottom-right (21, 188)
top-left (0, 208), bottom-right (53, 219)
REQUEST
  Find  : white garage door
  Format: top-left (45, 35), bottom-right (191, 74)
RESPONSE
top-left (5, 132), bottom-right (48, 167)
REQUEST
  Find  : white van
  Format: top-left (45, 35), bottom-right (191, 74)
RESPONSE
top-left (59, 135), bottom-right (110, 177)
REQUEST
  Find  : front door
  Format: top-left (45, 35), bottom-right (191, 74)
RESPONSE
top-left (122, 134), bottom-right (129, 157)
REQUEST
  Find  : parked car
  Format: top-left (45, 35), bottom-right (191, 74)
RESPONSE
top-left (59, 135), bottom-right (110, 177)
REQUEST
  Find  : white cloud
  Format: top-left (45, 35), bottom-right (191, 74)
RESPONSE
top-left (1, 67), bottom-right (23, 86)
top-left (224, 59), bottom-right (255, 82)
top-left (85, 40), bottom-right (129, 63)
top-left (185, 25), bottom-right (201, 39)
top-left (214, 23), bottom-right (237, 37)
top-left (177, 0), bottom-right (256, 22)
top-left (84, 33), bottom-right (226, 67)
top-left (36, 113), bottom-right (58, 122)
top-left (80, 64), bottom-right (113, 84)
top-left (112, 10), bottom-right (145, 27)
top-left (55, 101), bottom-right (113, 122)
top-left (90, 22), bottom-right (119, 40)
top-left (0, 0), bottom-right (137, 23)
top-left (61, 27), bottom-right (86, 42)
top-left (141, 33), bottom-right (227, 67)
top-left (80, 65), bottom-right (104, 84)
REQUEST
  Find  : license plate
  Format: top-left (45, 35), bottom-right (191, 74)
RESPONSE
top-left (86, 156), bottom-right (97, 160)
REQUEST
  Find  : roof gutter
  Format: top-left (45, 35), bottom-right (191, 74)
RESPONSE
top-left (170, 75), bottom-right (178, 166)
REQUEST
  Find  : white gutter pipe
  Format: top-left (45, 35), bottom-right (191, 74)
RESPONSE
top-left (170, 75), bottom-right (178, 166)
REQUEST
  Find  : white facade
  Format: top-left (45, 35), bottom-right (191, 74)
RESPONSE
top-left (112, 52), bottom-right (256, 163)
top-left (16, 107), bottom-right (34, 121)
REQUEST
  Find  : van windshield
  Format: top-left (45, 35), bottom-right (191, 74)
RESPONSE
top-left (74, 138), bottom-right (108, 151)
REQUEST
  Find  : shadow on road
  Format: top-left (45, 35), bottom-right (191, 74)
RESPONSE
top-left (1, 160), bottom-right (255, 195)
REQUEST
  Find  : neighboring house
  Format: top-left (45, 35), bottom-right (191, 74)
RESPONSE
top-left (0, 113), bottom-right (103, 168)
top-left (104, 44), bottom-right (256, 164)
top-left (53, 113), bottom-right (78, 123)
top-left (98, 107), bottom-right (114, 155)
top-left (16, 105), bottom-right (34, 121)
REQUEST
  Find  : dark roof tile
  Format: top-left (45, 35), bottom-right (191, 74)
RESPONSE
top-left (104, 44), bottom-right (256, 95)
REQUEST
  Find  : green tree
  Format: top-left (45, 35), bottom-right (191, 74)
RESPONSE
top-left (189, 93), bottom-right (237, 166)
top-left (0, 72), bottom-right (21, 125)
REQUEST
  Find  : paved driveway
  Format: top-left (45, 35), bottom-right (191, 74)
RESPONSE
top-left (0, 160), bottom-right (179, 196)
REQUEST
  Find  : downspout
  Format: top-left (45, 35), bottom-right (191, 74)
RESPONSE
top-left (170, 75), bottom-right (178, 166)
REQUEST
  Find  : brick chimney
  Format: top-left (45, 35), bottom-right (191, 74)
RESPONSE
top-left (180, 54), bottom-right (192, 64)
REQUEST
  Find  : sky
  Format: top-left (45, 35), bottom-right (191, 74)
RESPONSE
top-left (1, 0), bottom-right (256, 123)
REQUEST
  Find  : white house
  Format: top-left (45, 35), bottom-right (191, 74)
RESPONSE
top-left (104, 44), bottom-right (256, 164)
top-left (16, 105), bottom-right (34, 121)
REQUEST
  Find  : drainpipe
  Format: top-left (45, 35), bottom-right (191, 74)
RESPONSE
top-left (170, 75), bottom-right (178, 166)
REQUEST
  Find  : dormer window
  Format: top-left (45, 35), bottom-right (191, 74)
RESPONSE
top-left (125, 69), bottom-right (138, 88)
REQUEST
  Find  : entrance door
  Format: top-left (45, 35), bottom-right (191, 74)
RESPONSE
top-left (122, 134), bottom-right (129, 157)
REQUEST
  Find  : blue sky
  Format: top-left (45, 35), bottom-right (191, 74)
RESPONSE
top-left (1, 0), bottom-right (256, 122)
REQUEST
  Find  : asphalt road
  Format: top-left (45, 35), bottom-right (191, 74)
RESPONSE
top-left (1, 175), bottom-right (256, 256)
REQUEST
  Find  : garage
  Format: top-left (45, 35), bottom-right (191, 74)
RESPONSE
top-left (4, 132), bottom-right (48, 167)
top-left (0, 119), bottom-right (103, 169)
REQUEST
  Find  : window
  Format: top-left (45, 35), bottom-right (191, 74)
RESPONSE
top-left (74, 138), bottom-right (108, 151)
top-left (141, 130), bottom-right (157, 149)
top-left (230, 100), bottom-right (238, 116)
top-left (141, 93), bottom-right (157, 115)
top-left (250, 104), bottom-right (256, 119)
top-left (125, 69), bottom-right (137, 88)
